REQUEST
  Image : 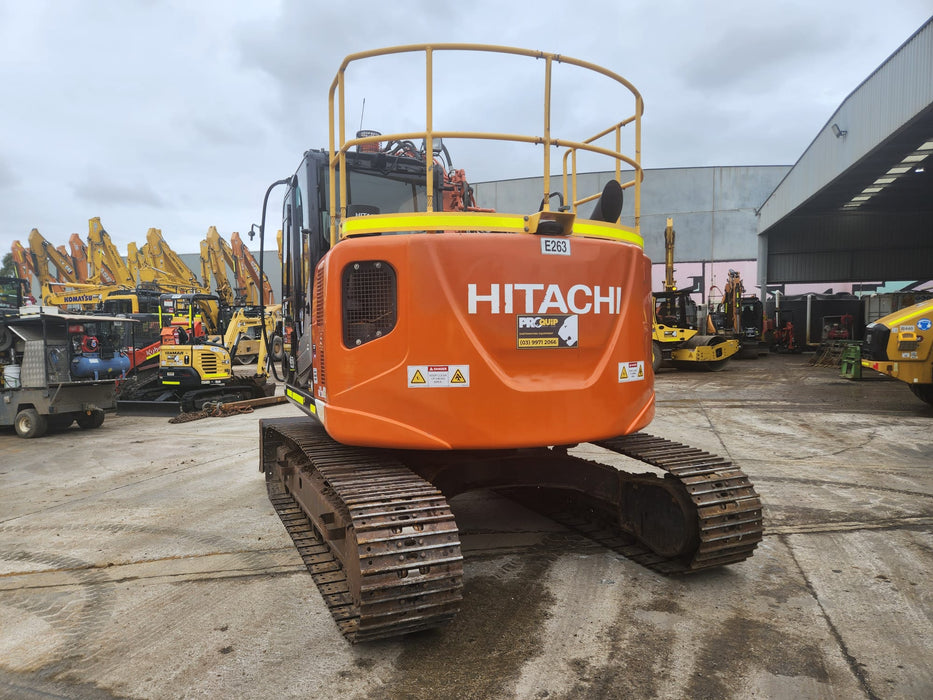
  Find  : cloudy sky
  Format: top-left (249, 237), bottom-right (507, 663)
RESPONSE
top-left (1, 0), bottom-right (930, 257)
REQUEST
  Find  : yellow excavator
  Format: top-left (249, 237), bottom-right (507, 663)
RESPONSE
top-left (651, 218), bottom-right (738, 371)
top-left (116, 292), bottom-right (276, 414)
top-left (861, 297), bottom-right (933, 406)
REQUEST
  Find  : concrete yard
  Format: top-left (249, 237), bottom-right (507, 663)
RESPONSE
top-left (0, 354), bottom-right (930, 699)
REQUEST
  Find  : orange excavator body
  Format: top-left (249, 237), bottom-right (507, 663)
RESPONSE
top-left (309, 230), bottom-right (654, 450)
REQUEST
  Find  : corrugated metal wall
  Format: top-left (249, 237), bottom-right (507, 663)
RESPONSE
top-left (766, 212), bottom-right (933, 282)
top-left (474, 165), bottom-right (789, 264)
top-left (759, 18), bottom-right (933, 232)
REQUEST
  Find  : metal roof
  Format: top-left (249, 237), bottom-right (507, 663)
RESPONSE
top-left (758, 17), bottom-right (933, 284)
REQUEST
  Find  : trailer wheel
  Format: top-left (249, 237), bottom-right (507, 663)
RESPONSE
top-left (14, 408), bottom-right (48, 438)
top-left (76, 409), bottom-right (105, 429)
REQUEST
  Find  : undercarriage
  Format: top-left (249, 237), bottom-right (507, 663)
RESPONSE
top-left (261, 417), bottom-right (763, 642)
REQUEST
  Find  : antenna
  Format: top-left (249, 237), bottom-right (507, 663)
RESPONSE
top-left (358, 98), bottom-right (366, 132)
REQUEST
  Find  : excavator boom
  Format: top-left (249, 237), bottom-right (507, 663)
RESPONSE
top-left (28, 228), bottom-right (79, 286)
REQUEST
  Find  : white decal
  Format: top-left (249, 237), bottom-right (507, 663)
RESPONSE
top-left (408, 365), bottom-right (470, 388)
top-left (557, 316), bottom-right (578, 346)
top-left (469, 284), bottom-right (621, 315)
top-left (618, 361), bottom-right (645, 383)
top-left (541, 238), bottom-right (571, 256)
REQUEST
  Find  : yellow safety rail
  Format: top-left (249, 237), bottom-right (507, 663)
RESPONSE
top-left (327, 44), bottom-right (644, 247)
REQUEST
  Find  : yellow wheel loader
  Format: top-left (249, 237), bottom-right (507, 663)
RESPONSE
top-left (861, 297), bottom-right (933, 405)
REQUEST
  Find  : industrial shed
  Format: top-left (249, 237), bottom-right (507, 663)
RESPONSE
top-left (474, 18), bottom-right (931, 301)
top-left (473, 166), bottom-right (789, 298)
top-left (757, 17), bottom-right (933, 290)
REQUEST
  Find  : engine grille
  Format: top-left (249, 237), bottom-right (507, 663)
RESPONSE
top-left (862, 324), bottom-right (890, 360)
top-left (200, 352), bottom-right (219, 374)
top-left (342, 261), bottom-right (397, 348)
top-left (314, 265), bottom-right (326, 385)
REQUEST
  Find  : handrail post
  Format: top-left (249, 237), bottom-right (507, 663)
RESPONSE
top-left (425, 47), bottom-right (434, 213)
top-left (338, 70), bottom-right (348, 239)
top-left (542, 55), bottom-right (553, 211)
top-left (328, 77), bottom-right (337, 246)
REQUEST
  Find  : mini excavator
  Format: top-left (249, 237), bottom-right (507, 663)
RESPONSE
top-left (257, 45), bottom-right (763, 642)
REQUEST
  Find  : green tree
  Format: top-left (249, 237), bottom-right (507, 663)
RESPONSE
top-left (1, 252), bottom-right (16, 277)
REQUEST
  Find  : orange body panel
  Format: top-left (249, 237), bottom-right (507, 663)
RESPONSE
top-left (306, 231), bottom-right (654, 449)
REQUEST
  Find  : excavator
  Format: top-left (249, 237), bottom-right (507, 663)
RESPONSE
top-left (201, 226), bottom-right (283, 363)
top-left (708, 269), bottom-right (766, 357)
top-left (861, 297), bottom-right (933, 405)
top-left (116, 292), bottom-right (276, 414)
top-left (256, 44), bottom-right (762, 643)
top-left (651, 218), bottom-right (738, 371)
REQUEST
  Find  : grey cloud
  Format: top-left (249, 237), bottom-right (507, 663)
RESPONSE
top-left (0, 158), bottom-right (17, 189)
top-left (679, 17), bottom-right (841, 94)
top-left (72, 178), bottom-right (166, 208)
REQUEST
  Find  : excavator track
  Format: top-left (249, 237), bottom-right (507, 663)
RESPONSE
top-left (262, 419), bottom-right (761, 641)
top-left (261, 418), bottom-right (463, 643)
top-left (530, 433), bottom-right (763, 574)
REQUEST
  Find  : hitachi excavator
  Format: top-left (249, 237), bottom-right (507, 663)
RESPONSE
top-left (256, 44), bottom-right (762, 643)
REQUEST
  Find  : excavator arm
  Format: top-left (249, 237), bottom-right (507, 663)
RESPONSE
top-left (204, 227), bottom-right (241, 307)
top-left (231, 231), bottom-right (275, 305)
top-left (68, 234), bottom-right (89, 283)
top-left (28, 228), bottom-right (79, 286)
top-left (11, 241), bottom-right (37, 287)
top-left (87, 217), bottom-right (135, 286)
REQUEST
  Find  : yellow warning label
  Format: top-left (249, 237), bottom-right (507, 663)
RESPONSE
top-left (450, 369), bottom-right (466, 384)
top-left (410, 370), bottom-right (426, 384)
top-left (637, 365), bottom-right (644, 377)
top-left (619, 366), bottom-right (628, 380)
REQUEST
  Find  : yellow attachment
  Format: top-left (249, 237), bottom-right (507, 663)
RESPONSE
top-left (671, 338), bottom-right (740, 363)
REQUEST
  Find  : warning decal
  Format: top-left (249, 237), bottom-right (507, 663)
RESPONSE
top-left (408, 365), bottom-right (470, 388)
top-left (618, 361), bottom-right (645, 383)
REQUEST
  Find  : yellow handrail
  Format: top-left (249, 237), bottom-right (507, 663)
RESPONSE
top-left (327, 44), bottom-right (643, 246)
